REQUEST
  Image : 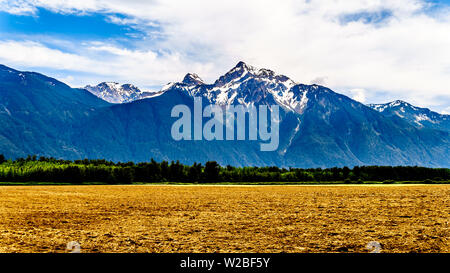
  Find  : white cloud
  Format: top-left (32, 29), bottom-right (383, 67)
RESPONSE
top-left (0, 0), bottom-right (449, 112)
top-left (442, 107), bottom-right (450, 115)
top-left (0, 40), bottom-right (213, 88)
top-left (310, 76), bottom-right (328, 86)
top-left (350, 88), bottom-right (367, 103)
top-left (0, 40), bottom-right (97, 70)
top-left (0, 0), bottom-right (36, 15)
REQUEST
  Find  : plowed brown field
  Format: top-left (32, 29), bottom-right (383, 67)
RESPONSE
top-left (0, 185), bottom-right (448, 253)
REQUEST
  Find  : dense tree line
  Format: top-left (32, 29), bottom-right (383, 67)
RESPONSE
top-left (0, 155), bottom-right (448, 184)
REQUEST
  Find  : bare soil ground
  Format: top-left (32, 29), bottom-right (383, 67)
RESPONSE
top-left (0, 185), bottom-right (448, 253)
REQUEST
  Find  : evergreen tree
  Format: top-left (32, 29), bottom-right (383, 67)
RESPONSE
top-left (342, 166), bottom-right (350, 179)
top-left (204, 161), bottom-right (220, 182)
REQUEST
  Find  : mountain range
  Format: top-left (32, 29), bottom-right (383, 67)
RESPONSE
top-left (0, 62), bottom-right (448, 168)
top-left (367, 100), bottom-right (450, 132)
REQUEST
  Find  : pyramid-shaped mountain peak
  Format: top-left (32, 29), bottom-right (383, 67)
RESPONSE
top-left (182, 73), bottom-right (204, 85)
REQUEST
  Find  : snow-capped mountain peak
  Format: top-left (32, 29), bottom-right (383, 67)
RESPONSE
top-left (164, 61), bottom-right (307, 112)
top-left (84, 82), bottom-right (162, 103)
top-left (182, 73), bottom-right (204, 86)
top-left (213, 61), bottom-right (296, 89)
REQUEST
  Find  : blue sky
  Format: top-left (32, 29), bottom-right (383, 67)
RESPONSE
top-left (1, 9), bottom-right (136, 39)
top-left (0, 0), bottom-right (449, 113)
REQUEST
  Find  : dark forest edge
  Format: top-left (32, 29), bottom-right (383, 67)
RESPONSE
top-left (0, 155), bottom-right (449, 185)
